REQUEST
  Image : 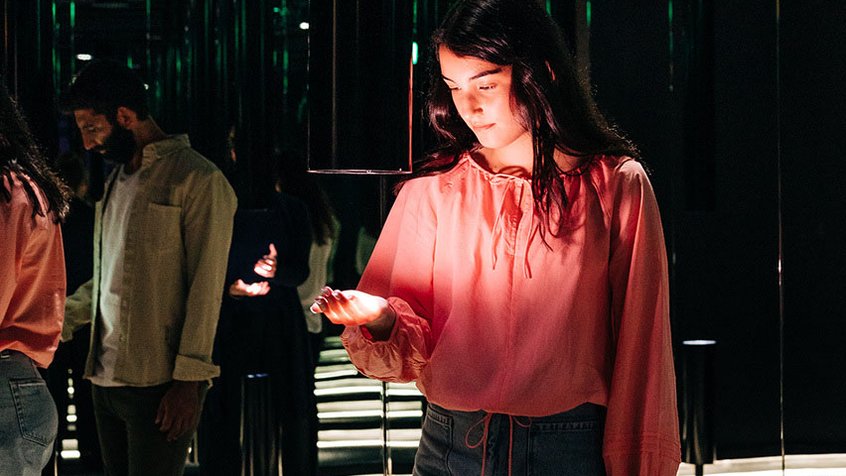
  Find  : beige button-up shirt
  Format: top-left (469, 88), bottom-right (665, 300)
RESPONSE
top-left (64, 135), bottom-right (237, 386)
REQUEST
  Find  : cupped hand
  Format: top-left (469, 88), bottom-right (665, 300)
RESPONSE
top-left (253, 243), bottom-right (277, 278)
top-left (311, 287), bottom-right (392, 328)
top-left (228, 279), bottom-right (270, 297)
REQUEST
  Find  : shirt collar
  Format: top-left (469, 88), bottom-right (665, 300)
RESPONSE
top-left (140, 134), bottom-right (191, 168)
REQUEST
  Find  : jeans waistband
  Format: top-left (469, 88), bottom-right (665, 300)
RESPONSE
top-left (428, 402), bottom-right (605, 476)
top-left (0, 349), bottom-right (40, 379)
top-left (0, 348), bottom-right (27, 359)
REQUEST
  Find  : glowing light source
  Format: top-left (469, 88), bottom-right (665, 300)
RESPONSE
top-left (586, 0), bottom-right (592, 27)
top-left (683, 340), bottom-right (717, 346)
top-left (76, 53), bottom-right (93, 61)
top-left (299, 22), bottom-right (309, 30)
top-left (412, 42), bottom-right (419, 65)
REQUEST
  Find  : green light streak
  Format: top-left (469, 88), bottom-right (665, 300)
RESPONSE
top-left (412, 42), bottom-right (419, 65)
top-left (545, 0), bottom-right (552, 14)
top-left (586, 1), bottom-right (592, 28)
top-left (282, 49), bottom-right (289, 95)
top-left (668, 0), bottom-right (674, 57)
top-left (70, 1), bottom-right (77, 71)
top-left (52, 1), bottom-right (59, 93)
top-left (413, 0), bottom-right (418, 35)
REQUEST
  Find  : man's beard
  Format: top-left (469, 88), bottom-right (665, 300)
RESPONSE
top-left (96, 123), bottom-right (136, 164)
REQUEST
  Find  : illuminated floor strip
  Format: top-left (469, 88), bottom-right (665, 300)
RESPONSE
top-left (677, 454), bottom-right (846, 475)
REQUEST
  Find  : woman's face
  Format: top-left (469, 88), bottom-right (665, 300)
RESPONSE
top-left (438, 46), bottom-right (529, 151)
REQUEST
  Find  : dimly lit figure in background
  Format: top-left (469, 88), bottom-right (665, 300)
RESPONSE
top-left (46, 151), bottom-right (102, 472)
top-left (274, 149), bottom-right (339, 369)
top-left (312, 1), bottom-right (681, 475)
top-left (199, 146), bottom-right (317, 476)
top-left (0, 79), bottom-right (71, 475)
top-left (59, 59), bottom-right (237, 476)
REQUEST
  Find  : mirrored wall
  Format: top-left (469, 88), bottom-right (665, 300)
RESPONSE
top-left (1, 0), bottom-right (844, 474)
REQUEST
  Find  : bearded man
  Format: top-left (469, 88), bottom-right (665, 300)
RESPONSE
top-left (60, 59), bottom-right (237, 476)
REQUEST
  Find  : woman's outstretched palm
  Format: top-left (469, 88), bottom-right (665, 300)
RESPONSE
top-left (311, 287), bottom-right (390, 327)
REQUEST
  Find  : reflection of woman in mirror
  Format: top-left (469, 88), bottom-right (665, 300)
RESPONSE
top-left (199, 134), bottom-right (317, 476)
top-left (274, 148), bottom-right (339, 371)
top-left (312, 0), bottom-right (680, 474)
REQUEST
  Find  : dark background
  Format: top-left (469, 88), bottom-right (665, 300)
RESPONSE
top-left (2, 0), bottom-right (844, 462)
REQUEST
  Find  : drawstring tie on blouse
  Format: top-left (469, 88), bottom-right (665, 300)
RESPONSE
top-left (490, 180), bottom-right (538, 279)
top-left (465, 412), bottom-right (533, 476)
top-left (490, 181), bottom-right (512, 272)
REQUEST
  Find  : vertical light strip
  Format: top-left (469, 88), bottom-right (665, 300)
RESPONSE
top-left (281, 0), bottom-right (289, 96)
top-left (69, 0), bottom-right (75, 72)
top-left (668, 0), bottom-right (674, 92)
top-left (586, 1), bottom-right (592, 28)
top-left (775, 0), bottom-right (785, 472)
top-left (412, 0), bottom-right (418, 65)
top-left (145, 0), bottom-right (151, 98)
top-left (51, 0), bottom-right (59, 93)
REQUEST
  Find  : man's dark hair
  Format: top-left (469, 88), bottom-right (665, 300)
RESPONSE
top-left (0, 79), bottom-right (70, 222)
top-left (59, 59), bottom-right (149, 119)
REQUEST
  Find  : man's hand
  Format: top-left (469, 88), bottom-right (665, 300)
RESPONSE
top-left (253, 243), bottom-right (277, 278)
top-left (155, 380), bottom-right (201, 442)
top-left (228, 279), bottom-right (270, 297)
top-left (311, 287), bottom-right (396, 339)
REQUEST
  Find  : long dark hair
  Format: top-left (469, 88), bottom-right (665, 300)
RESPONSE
top-left (0, 80), bottom-right (70, 222)
top-left (418, 0), bottom-right (637, 235)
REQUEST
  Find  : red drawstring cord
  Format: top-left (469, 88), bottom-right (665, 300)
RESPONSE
top-left (465, 413), bottom-right (493, 476)
top-left (465, 413), bottom-right (533, 476)
top-left (507, 416), bottom-right (532, 476)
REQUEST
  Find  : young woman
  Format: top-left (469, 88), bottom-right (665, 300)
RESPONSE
top-left (312, 1), bottom-right (680, 474)
top-left (0, 80), bottom-right (70, 475)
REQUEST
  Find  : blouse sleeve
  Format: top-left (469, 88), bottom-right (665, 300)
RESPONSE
top-left (0, 184), bottom-right (28, 327)
top-left (340, 180), bottom-right (436, 383)
top-left (602, 161), bottom-right (681, 475)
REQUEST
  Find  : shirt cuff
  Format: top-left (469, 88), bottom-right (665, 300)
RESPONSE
top-left (172, 354), bottom-right (220, 381)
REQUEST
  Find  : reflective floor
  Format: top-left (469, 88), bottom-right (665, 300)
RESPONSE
top-left (53, 337), bottom-right (846, 475)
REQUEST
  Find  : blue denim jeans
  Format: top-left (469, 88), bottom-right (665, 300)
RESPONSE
top-left (414, 402), bottom-right (606, 476)
top-left (0, 349), bottom-right (58, 476)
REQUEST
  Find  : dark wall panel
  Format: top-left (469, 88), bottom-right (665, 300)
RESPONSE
top-left (589, 0), bottom-right (781, 458)
top-left (781, 0), bottom-right (846, 454)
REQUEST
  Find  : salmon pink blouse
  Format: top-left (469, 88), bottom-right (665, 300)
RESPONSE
top-left (1, 174), bottom-right (66, 368)
top-left (342, 153), bottom-right (680, 475)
